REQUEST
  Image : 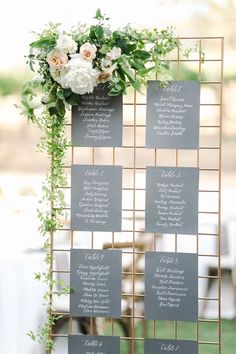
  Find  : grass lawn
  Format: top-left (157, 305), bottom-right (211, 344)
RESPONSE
top-left (105, 319), bottom-right (236, 353)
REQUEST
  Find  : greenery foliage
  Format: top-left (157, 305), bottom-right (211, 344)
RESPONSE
top-left (20, 9), bottom-right (181, 351)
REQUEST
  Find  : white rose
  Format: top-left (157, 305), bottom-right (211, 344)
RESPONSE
top-left (28, 96), bottom-right (42, 109)
top-left (60, 56), bottom-right (99, 95)
top-left (80, 42), bottom-right (97, 61)
top-left (107, 47), bottom-right (122, 60)
top-left (56, 34), bottom-right (77, 54)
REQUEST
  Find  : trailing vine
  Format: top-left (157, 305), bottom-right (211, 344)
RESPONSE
top-left (19, 8), bottom-right (188, 352)
top-left (23, 90), bottom-right (70, 351)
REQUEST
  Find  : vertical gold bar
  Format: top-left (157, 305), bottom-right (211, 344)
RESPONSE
top-left (69, 142), bottom-right (75, 336)
top-left (196, 37), bottom-right (202, 347)
top-left (173, 37), bottom-right (181, 341)
top-left (90, 146), bottom-right (95, 335)
top-left (92, 147), bottom-right (95, 253)
top-left (153, 66), bottom-right (158, 340)
top-left (218, 37), bottom-right (224, 354)
top-left (111, 146), bottom-right (115, 336)
top-left (48, 140), bottom-right (54, 354)
top-left (131, 86), bottom-right (137, 354)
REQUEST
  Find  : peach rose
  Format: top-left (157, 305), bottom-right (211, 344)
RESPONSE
top-left (46, 50), bottom-right (68, 69)
top-left (80, 42), bottom-right (97, 61)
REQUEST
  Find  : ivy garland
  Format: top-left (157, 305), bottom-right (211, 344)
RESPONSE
top-left (19, 8), bottom-right (191, 352)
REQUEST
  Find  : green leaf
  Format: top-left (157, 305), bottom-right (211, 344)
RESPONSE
top-left (130, 79), bottom-right (142, 93)
top-left (126, 43), bottom-right (136, 54)
top-left (109, 78), bottom-right (126, 96)
top-left (63, 88), bottom-right (73, 98)
top-left (95, 26), bottom-right (104, 42)
top-left (109, 88), bottom-right (122, 96)
top-left (120, 64), bottom-right (135, 82)
top-left (56, 90), bottom-right (65, 100)
top-left (115, 38), bottom-right (127, 53)
top-left (129, 58), bottom-right (145, 71)
top-left (46, 101), bottom-right (56, 109)
top-left (48, 106), bottom-right (58, 116)
top-left (138, 66), bottom-right (156, 75)
top-left (65, 93), bottom-right (82, 106)
top-left (95, 8), bottom-right (102, 19)
top-left (89, 26), bottom-right (97, 41)
top-left (30, 37), bottom-right (56, 49)
top-left (35, 273), bottom-right (41, 281)
top-left (57, 99), bottom-right (66, 117)
top-left (133, 49), bottom-right (151, 60)
top-left (27, 331), bottom-right (36, 341)
top-left (116, 67), bottom-right (126, 82)
top-left (99, 45), bottom-right (110, 54)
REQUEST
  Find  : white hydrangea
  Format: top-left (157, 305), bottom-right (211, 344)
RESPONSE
top-left (60, 54), bottom-right (99, 95)
top-left (56, 34), bottom-right (77, 54)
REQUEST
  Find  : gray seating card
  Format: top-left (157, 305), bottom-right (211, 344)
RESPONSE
top-left (145, 339), bottom-right (197, 354)
top-left (71, 165), bottom-right (122, 231)
top-left (70, 249), bottom-right (122, 318)
top-left (145, 167), bottom-right (199, 235)
top-left (145, 252), bottom-right (198, 321)
top-left (72, 83), bottom-right (123, 147)
top-left (146, 80), bottom-right (200, 149)
top-left (68, 335), bottom-right (120, 354)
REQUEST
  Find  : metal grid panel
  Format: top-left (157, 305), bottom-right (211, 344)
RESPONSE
top-left (50, 37), bottom-right (223, 354)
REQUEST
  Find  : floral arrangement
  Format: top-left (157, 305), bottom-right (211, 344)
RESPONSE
top-left (20, 9), bottom-right (181, 352)
top-left (21, 9), bottom-right (179, 123)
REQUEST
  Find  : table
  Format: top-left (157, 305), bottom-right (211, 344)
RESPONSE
top-left (0, 251), bottom-right (47, 354)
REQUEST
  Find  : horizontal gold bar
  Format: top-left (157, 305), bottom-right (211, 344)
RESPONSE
top-left (198, 341), bottom-right (220, 345)
top-left (169, 59), bottom-right (222, 62)
top-left (179, 36), bottom-right (223, 39)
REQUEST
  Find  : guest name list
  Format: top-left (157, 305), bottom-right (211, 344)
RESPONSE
top-left (145, 252), bottom-right (198, 321)
top-left (71, 165), bottom-right (122, 231)
top-left (145, 167), bottom-right (198, 235)
top-left (70, 249), bottom-right (122, 318)
top-left (72, 83), bottom-right (123, 147)
top-left (146, 80), bottom-right (200, 149)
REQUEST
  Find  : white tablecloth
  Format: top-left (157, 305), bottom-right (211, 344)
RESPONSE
top-left (0, 251), bottom-right (47, 354)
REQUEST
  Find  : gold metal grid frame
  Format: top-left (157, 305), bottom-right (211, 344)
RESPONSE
top-left (50, 37), bottom-right (224, 354)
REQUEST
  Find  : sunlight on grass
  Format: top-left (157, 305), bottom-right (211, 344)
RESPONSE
top-left (105, 319), bottom-right (236, 354)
